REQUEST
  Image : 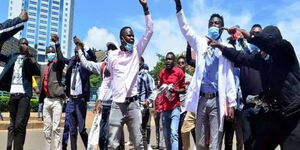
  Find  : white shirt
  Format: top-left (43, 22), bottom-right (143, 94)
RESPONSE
top-left (177, 10), bottom-right (236, 131)
top-left (70, 62), bottom-right (82, 95)
top-left (10, 55), bottom-right (25, 94)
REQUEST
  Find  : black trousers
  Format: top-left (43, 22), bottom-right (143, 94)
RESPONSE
top-left (222, 110), bottom-right (244, 150)
top-left (253, 111), bottom-right (300, 150)
top-left (141, 107), bottom-right (151, 150)
top-left (241, 106), bottom-right (258, 150)
top-left (6, 94), bottom-right (31, 150)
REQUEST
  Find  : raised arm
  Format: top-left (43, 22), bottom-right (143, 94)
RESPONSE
top-left (174, 0), bottom-right (205, 53)
top-left (136, 0), bottom-right (154, 56)
top-left (78, 49), bottom-right (103, 75)
top-left (186, 42), bottom-right (195, 67)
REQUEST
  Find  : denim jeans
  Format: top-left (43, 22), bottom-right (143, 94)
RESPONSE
top-left (162, 107), bottom-right (181, 150)
top-left (62, 101), bottom-right (70, 150)
top-left (99, 105), bottom-right (111, 150)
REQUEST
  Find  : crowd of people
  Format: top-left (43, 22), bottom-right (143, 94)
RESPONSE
top-left (0, 0), bottom-right (300, 150)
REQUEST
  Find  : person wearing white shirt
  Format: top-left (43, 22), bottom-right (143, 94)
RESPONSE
top-left (172, 0), bottom-right (237, 150)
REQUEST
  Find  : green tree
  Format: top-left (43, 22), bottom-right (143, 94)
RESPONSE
top-left (90, 74), bottom-right (102, 88)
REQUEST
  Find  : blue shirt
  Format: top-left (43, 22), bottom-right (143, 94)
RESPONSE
top-left (138, 69), bottom-right (154, 102)
top-left (200, 48), bottom-right (220, 93)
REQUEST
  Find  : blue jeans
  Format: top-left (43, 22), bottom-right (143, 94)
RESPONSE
top-left (62, 101), bottom-right (70, 150)
top-left (38, 103), bottom-right (43, 120)
top-left (162, 107), bottom-right (181, 150)
top-left (99, 105), bottom-right (111, 150)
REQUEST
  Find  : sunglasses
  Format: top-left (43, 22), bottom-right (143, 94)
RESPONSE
top-left (20, 42), bottom-right (29, 46)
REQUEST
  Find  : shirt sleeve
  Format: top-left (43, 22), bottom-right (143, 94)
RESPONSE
top-left (78, 49), bottom-right (103, 75)
top-left (176, 10), bottom-right (206, 54)
top-left (136, 14), bottom-right (154, 56)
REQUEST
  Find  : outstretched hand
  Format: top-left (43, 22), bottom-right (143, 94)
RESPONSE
top-left (206, 36), bottom-right (225, 51)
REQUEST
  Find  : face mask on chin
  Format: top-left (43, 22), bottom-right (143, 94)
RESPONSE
top-left (208, 27), bottom-right (221, 40)
top-left (122, 37), bottom-right (134, 51)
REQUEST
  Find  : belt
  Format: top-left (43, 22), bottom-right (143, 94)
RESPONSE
top-left (69, 94), bottom-right (83, 99)
top-left (200, 91), bottom-right (218, 99)
top-left (125, 96), bottom-right (138, 103)
top-left (10, 93), bottom-right (26, 97)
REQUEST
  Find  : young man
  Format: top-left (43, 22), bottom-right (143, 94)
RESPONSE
top-left (177, 56), bottom-right (195, 150)
top-left (61, 36), bottom-right (96, 150)
top-left (138, 57), bottom-right (155, 150)
top-left (40, 34), bottom-right (66, 150)
top-left (208, 25), bottom-right (300, 150)
top-left (0, 37), bottom-right (40, 150)
top-left (77, 1), bottom-right (153, 149)
top-left (158, 52), bottom-right (186, 150)
top-left (172, 1), bottom-right (237, 149)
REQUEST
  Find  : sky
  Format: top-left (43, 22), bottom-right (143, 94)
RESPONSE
top-left (0, 0), bottom-right (299, 69)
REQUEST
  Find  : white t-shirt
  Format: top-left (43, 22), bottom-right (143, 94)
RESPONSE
top-left (10, 55), bottom-right (25, 94)
top-left (70, 62), bottom-right (82, 95)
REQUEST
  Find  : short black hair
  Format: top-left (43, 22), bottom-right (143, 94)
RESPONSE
top-left (119, 26), bottom-right (132, 39)
top-left (178, 55), bottom-right (185, 61)
top-left (18, 38), bottom-right (28, 45)
top-left (209, 13), bottom-right (224, 27)
top-left (251, 24), bottom-right (262, 29)
top-left (46, 45), bottom-right (55, 53)
top-left (166, 52), bottom-right (175, 60)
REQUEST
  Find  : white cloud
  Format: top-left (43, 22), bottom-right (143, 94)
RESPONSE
top-left (83, 26), bottom-right (117, 50)
top-left (275, 1), bottom-right (300, 59)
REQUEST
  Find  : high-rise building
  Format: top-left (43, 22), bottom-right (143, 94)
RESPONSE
top-left (8, 0), bottom-right (74, 61)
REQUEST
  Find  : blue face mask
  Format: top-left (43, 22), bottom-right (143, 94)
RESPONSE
top-left (249, 44), bottom-right (259, 52)
top-left (124, 43), bottom-right (134, 51)
top-left (208, 27), bottom-right (220, 40)
top-left (47, 53), bottom-right (56, 62)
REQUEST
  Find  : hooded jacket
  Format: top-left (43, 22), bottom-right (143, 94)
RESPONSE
top-left (222, 25), bottom-right (300, 117)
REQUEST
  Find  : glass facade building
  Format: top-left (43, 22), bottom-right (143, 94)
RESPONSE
top-left (8, 0), bottom-right (74, 61)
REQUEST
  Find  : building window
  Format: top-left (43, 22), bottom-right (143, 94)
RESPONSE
top-left (38, 54), bottom-right (46, 62)
top-left (51, 17), bottom-right (58, 21)
top-left (40, 14), bottom-right (47, 19)
top-left (41, 9), bottom-right (48, 13)
top-left (52, 22), bottom-right (58, 26)
top-left (39, 37), bottom-right (46, 41)
top-left (41, 0), bottom-right (48, 2)
top-left (39, 31), bottom-right (47, 35)
top-left (39, 25), bottom-right (46, 29)
top-left (40, 20), bottom-right (47, 24)
top-left (38, 43), bottom-right (45, 46)
top-left (28, 29), bottom-right (35, 33)
top-left (28, 23), bottom-right (35, 28)
top-left (51, 28), bottom-right (58, 32)
top-left (29, 12), bottom-right (36, 16)
top-left (29, 1), bottom-right (37, 5)
top-left (29, 6), bottom-right (36, 11)
top-left (29, 18), bottom-right (36, 22)
top-left (52, 6), bottom-right (59, 10)
top-left (41, 3), bottom-right (48, 7)
top-left (27, 35), bottom-right (34, 39)
top-left (53, 1), bottom-right (59, 5)
top-left (66, 2), bottom-right (68, 6)
top-left (65, 8), bottom-right (68, 11)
